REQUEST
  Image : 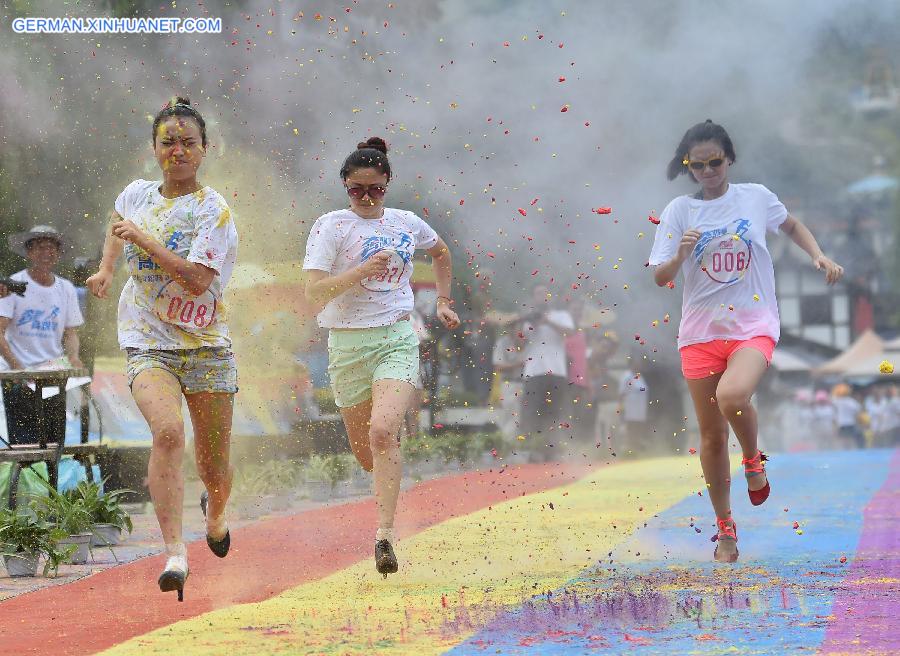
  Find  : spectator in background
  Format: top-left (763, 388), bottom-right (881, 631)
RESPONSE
top-left (832, 383), bottom-right (863, 449)
top-left (885, 384), bottom-right (900, 445)
top-left (587, 330), bottom-right (620, 447)
top-left (517, 284), bottom-right (574, 460)
top-left (864, 386), bottom-right (888, 444)
top-left (618, 354), bottom-right (650, 457)
top-left (0, 225), bottom-right (85, 444)
top-left (564, 299), bottom-right (593, 445)
top-left (811, 389), bottom-right (837, 447)
top-left (490, 327), bottom-right (525, 441)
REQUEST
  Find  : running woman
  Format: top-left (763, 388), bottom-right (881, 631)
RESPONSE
top-left (649, 120), bottom-right (843, 562)
top-left (86, 97), bottom-right (238, 600)
top-left (303, 137), bottom-right (459, 577)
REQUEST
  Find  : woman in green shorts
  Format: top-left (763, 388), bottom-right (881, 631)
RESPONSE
top-left (303, 137), bottom-right (459, 577)
top-left (86, 97), bottom-right (238, 601)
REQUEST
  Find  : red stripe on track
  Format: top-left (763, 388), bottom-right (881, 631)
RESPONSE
top-left (0, 462), bottom-right (590, 656)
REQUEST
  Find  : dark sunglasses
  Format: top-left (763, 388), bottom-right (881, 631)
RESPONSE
top-left (683, 156), bottom-right (727, 172)
top-left (346, 184), bottom-right (387, 200)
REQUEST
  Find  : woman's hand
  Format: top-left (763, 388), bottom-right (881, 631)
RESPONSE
top-left (85, 269), bottom-right (114, 299)
top-left (355, 250), bottom-right (392, 280)
top-left (436, 303), bottom-right (460, 330)
top-left (111, 220), bottom-right (150, 249)
top-left (677, 229), bottom-right (701, 262)
top-left (813, 254), bottom-right (844, 285)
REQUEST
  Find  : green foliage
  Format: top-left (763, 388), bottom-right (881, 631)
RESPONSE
top-left (233, 459), bottom-right (302, 497)
top-left (67, 480), bottom-right (134, 534)
top-left (0, 506), bottom-right (76, 577)
top-left (322, 454), bottom-right (353, 486)
top-left (401, 433), bottom-right (433, 463)
top-left (31, 480), bottom-right (94, 536)
top-left (303, 454), bottom-right (331, 482)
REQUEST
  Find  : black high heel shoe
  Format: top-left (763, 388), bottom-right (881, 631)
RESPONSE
top-left (375, 539), bottom-right (398, 578)
top-left (200, 490), bottom-right (231, 558)
top-left (158, 570), bottom-right (188, 602)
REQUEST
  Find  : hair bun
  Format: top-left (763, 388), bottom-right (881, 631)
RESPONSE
top-left (357, 136), bottom-right (388, 154)
top-left (165, 96), bottom-right (192, 109)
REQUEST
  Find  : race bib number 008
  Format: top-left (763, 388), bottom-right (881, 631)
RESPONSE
top-left (154, 280), bottom-right (218, 329)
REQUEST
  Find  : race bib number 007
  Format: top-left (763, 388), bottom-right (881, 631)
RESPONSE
top-left (154, 280), bottom-right (218, 329)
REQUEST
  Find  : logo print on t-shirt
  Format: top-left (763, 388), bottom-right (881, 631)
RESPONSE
top-left (694, 219), bottom-right (753, 285)
top-left (16, 306), bottom-right (60, 336)
top-left (359, 233), bottom-right (413, 292)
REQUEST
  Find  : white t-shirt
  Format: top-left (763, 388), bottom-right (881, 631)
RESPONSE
top-left (302, 208), bottom-right (439, 328)
top-left (114, 180), bottom-right (238, 350)
top-left (619, 371), bottom-right (649, 423)
top-left (648, 183), bottom-right (788, 349)
top-left (521, 310), bottom-right (575, 379)
top-left (0, 270), bottom-right (84, 369)
top-left (833, 396), bottom-right (861, 428)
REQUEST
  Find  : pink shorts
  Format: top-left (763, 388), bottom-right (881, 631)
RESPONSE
top-left (679, 336), bottom-right (776, 380)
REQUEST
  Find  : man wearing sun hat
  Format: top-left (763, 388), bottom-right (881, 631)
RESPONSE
top-left (0, 225), bottom-right (84, 444)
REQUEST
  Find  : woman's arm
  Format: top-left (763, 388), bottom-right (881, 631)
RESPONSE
top-left (304, 251), bottom-right (392, 306)
top-left (111, 219), bottom-right (216, 296)
top-left (86, 211), bottom-right (126, 299)
top-left (780, 215), bottom-right (844, 285)
top-left (426, 238), bottom-right (460, 329)
top-left (653, 229), bottom-right (701, 286)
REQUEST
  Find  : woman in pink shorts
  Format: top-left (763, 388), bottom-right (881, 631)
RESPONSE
top-left (648, 120), bottom-right (843, 562)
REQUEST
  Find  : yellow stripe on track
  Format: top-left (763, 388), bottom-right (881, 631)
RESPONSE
top-left (102, 456), bottom-right (706, 656)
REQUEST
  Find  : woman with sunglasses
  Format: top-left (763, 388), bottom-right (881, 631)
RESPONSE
top-left (648, 120), bottom-right (842, 562)
top-left (86, 97), bottom-right (238, 601)
top-left (303, 137), bottom-right (460, 577)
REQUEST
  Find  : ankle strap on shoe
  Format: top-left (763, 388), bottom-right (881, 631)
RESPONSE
top-left (715, 517), bottom-right (737, 541)
top-left (741, 450), bottom-right (767, 476)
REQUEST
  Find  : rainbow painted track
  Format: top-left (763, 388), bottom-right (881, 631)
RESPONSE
top-left (1, 450), bottom-right (897, 655)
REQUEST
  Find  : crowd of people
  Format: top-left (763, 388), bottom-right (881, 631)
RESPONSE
top-left (787, 383), bottom-right (900, 449)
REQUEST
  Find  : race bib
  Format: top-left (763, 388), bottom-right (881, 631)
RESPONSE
top-left (699, 234), bottom-right (752, 285)
top-left (359, 248), bottom-right (409, 292)
top-left (153, 280), bottom-right (218, 329)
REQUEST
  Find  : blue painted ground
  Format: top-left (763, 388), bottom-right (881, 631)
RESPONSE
top-left (446, 449), bottom-right (895, 655)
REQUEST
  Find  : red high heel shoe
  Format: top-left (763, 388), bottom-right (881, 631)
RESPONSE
top-left (742, 450), bottom-right (770, 506)
top-left (712, 517), bottom-right (739, 563)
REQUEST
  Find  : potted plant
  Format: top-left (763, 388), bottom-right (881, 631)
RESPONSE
top-left (0, 506), bottom-right (76, 577)
top-left (32, 483), bottom-right (95, 565)
top-left (68, 481), bottom-right (134, 547)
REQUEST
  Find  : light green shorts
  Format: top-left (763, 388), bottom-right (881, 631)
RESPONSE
top-left (327, 320), bottom-right (419, 408)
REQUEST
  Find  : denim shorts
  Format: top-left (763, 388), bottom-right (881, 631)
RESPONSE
top-left (125, 347), bottom-right (238, 394)
top-left (327, 321), bottom-right (419, 408)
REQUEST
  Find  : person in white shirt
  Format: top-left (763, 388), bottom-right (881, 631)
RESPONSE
top-left (303, 137), bottom-right (459, 577)
top-left (833, 385), bottom-right (864, 448)
top-left (618, 364), bottom-right (649, 456)
top-left (649, 120), bottom-right (843, 563)
top-left (86, 98), bottom-right (238, 601)
top-left (516, 284), bottom-right (575, 460)
top-left (0, 225), bottom-right (84, 444)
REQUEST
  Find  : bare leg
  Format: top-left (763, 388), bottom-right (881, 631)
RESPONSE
top-left (341, 397), bottom-right (374, 472)
top-left (131, 369), bottom-right (186, 548)
top-left (716, 348), bottom-right (769, 492)
top-left (370, 378), bottom-right (416, 534)
top-left (187, 392), bottom-right (235, 539)
top-left (686, 372), bottom-right (738, 561)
